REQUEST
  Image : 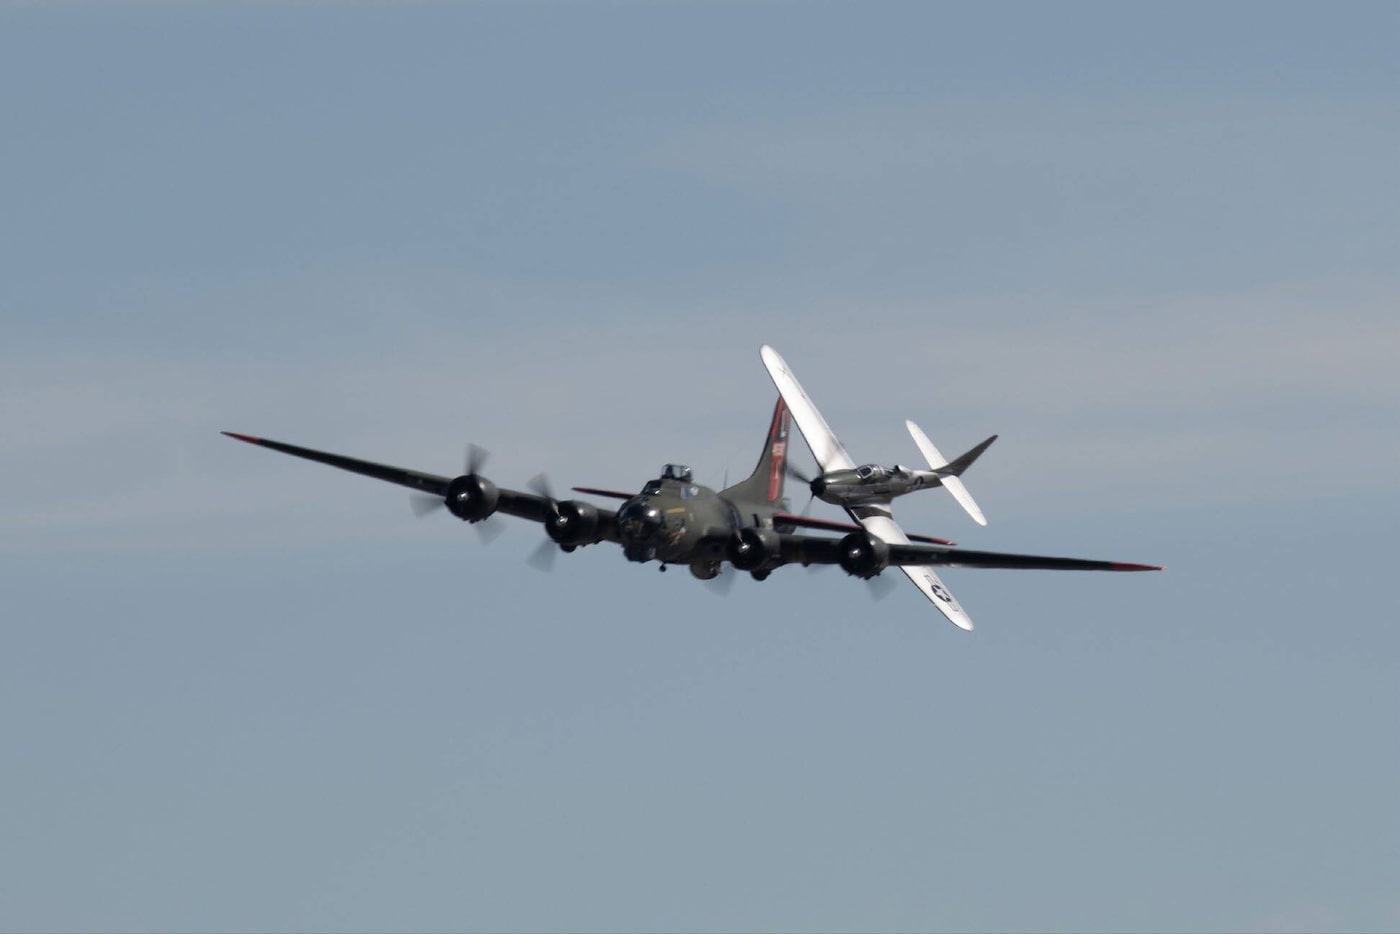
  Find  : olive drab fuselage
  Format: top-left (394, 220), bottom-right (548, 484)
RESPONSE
top-left (615, 463), bottom-right (783, 566)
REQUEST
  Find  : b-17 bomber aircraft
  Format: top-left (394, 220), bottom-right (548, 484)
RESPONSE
top-left (222, 391), bottom-right (1160, 631)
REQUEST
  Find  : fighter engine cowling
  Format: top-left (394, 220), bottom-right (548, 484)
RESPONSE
top-left (838, 531), bottom-right (890, 579)
top-left (544, 500), bottom-right (600, 548)
top-left (728, 527), bottom-right (782, 571)
top-left (445, 474), bottom-right (499, 522)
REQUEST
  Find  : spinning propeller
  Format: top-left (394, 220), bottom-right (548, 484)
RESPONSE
top-left (408, 443), bottom-right (503, 543)
top-left (785, 463), bottom-right (820, 515)
top-left (526, 473), bottom-right (561, 572)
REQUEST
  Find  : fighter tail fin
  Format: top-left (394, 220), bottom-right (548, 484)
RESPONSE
top-left (906, 421), bottom-right (994, 526)
top-left (721, 397), bottom-right (791, 507)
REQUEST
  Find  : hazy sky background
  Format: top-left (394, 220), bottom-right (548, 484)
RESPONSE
top-left (3, 3), bottom-right (1399, 932)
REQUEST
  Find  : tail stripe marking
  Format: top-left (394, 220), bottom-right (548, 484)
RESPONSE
top-left (766, 400), bottom-right (790, 501)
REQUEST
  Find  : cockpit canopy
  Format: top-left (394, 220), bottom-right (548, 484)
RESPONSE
top-left (661, 464), bottom-right (693, 482)
top-left (855, 464), bottom-right (888, 482)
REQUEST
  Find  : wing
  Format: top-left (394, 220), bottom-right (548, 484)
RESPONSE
top-left (847, 503), bottom-right (975, 630)
top-left (779, 530), bottom-right (1162, 574)
top-left (780, 518), bottom-right (1162, 631)
top-left (222, 431), bottom-right (454, 492)
top-left (222, 432), bottom-right (618, 534)
top-left (759, 345), bottom-right (856, 472)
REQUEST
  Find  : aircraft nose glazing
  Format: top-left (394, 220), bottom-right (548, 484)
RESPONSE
top-left (617, 501), bottom-right (663, 544)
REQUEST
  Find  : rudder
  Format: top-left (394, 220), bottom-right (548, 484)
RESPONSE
top-left (721, 396), bottom-right (791, 506)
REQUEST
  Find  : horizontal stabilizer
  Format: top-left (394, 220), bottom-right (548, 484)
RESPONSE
top-left (906, 421), bottom-right (991, 526)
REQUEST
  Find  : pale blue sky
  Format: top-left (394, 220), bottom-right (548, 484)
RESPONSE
top-left (3, 3), bottom-right (1399, 932)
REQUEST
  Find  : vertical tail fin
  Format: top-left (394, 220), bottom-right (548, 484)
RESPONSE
top-left (721, 397), bottom-right (791, 507)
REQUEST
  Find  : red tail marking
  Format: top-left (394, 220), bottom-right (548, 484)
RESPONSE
top-left (221, 431), bottom-right (262, 444)
top-left (766, 399), bottom-right (790, 501)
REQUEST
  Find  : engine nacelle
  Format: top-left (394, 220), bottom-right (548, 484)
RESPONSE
top-left (727, 527), bottom-right (782, 571)
top-left (545, 499), bottom-right (600, 547)
top-left (838, 531), bottom-right (890, 579)
top-left (445, 474), bottom-right (499, 522)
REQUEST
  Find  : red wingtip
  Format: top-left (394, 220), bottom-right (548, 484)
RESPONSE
top-left (221, 431), bottom-right (261, 444)
top-left (1112, 562), bottom-right (1165, 572)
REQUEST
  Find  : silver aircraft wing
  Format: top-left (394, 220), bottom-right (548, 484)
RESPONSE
top-left (760, 345), bottom-right (856, 472)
